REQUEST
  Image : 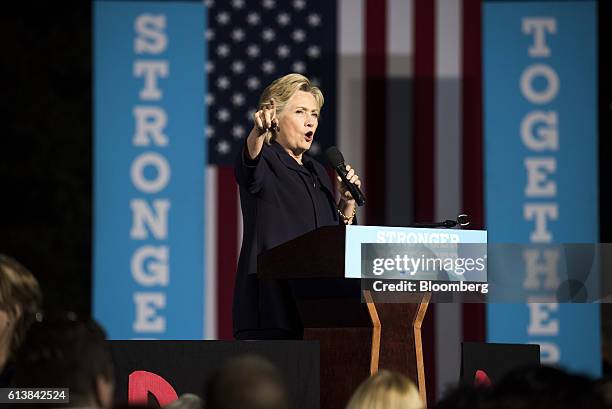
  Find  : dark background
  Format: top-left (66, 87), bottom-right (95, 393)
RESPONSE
top-left (1, 2), bottom-right (92, 316)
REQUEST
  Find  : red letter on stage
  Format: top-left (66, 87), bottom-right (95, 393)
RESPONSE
top-left (129, 370), bottom-right (178, 406)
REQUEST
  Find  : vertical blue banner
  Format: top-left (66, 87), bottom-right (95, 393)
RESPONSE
top-left (93, 1), bottom-right (206, 339)
top-left (484, 2), bottom-right (600, 376)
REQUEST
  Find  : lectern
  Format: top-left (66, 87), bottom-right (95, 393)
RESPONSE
top-left (257, 225), bottom-right (432, 409)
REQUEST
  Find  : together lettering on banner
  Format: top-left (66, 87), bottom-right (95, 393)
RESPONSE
top-left (520, 16), bottom-right (560, 365)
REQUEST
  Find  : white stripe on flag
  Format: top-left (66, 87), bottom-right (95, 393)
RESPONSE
top-left (205, 165), bottom-right (218, 340)
top-left (388, 0), bottom-right (413, 76)
top-left (435, 0), bottom-right (462, 222)
top-left (435, 0), bottom-right (463, 399)
top-left (338, 0), bottom-right (365, 224)
top-left (386, 0), bottom-right (414, 226)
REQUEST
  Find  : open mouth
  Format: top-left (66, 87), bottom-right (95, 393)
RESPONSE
top-left (305, 131), bottom-right (314, 142)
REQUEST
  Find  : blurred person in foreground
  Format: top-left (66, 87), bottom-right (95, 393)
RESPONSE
top-left (0, 254), bottom-right (42, 386)
top-left (234, 73), bottom-right (363, 340)
top-left (596, 375), bottom-right (612, 409)
top-left (486, 365), bottom-right (606, 409)
top-left (345, 370), bottom-right (424, 409)
top-left (12, 313), bottom-right (114, 409)
top-left (436, 365), bottom-right (607, 409)
top-left (435, 384), bottom-right (489, 409)
top-left (164, 394), bottom-right (203, 409)
top-left (204, 354), bottom-right (288, 409)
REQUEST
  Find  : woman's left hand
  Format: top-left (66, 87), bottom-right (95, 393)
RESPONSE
top-left (337, 164), bottom-right (362, 204)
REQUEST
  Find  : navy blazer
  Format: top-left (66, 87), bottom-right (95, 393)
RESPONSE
top-left (233, 141), bottom-right (341, 337)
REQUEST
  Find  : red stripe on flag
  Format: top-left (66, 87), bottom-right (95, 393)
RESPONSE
top-left (216, 167), bottom-right (238, 340)
top-left (414, 0), bottom-right (436, 223)
top-left (462, 0), bottom-right (486, 342)
top-left (365, 0), bottom-right (387, 225)
top-left (414, 1), bottom-right (437, 405)
top-left (462, 0), bottom-right (484, 232)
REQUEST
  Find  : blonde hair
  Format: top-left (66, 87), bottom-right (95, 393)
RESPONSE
top-left (345, 370), bottom-right (424, 409)
top-left (0, 254), bottom-right (42, 357)
top-left (258, 73), bottom-right (324, 144)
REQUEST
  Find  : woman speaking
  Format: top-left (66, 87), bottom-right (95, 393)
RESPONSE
top-left (233, 73), bottom-right (362, 340)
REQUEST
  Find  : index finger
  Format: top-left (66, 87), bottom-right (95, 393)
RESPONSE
top-left (261, 98), bottom-right (273, 110)
top-left (269, 99), bottom-right (277, 118)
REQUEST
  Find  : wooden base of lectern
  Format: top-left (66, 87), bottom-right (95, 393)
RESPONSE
top-left (368, 292), bottom-right (431, 406)
top-left (301, 292), bottom-right (431, 409)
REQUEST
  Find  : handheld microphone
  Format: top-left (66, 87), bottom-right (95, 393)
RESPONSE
top-left (324, 146), bottom-right (366, 206)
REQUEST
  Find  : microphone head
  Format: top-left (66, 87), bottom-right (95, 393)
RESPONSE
top-left (456, 214), bottom-right (470, 227)
top-left (324, 146), bottom-right (345, 168)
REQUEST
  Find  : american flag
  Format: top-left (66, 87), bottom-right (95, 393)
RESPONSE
top-left (205, 0), bottom-right (336, 164)
top-left (204, 0), bottom-right (485, 405)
